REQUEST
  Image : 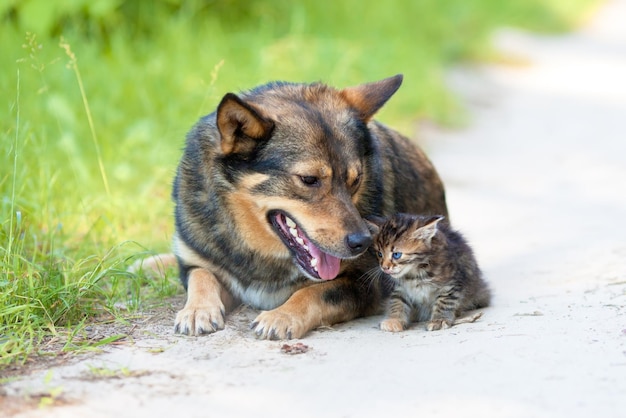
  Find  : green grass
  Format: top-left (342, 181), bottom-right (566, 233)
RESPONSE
top-left (0, 0), bottom-right (598, 368)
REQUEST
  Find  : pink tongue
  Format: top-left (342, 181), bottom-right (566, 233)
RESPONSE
top-left (317, 252), bottom-right (341, 280)
top-left (307, 243), bottom-right (341, 280)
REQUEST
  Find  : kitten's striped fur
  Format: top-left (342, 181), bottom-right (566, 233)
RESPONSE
top-left (368, 213), bottom-right (491, 332)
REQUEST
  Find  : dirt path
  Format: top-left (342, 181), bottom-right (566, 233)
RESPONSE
top-left (3, 1), bottom-right (626, 417)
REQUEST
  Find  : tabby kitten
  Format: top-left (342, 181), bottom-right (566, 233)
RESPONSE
top-left (367, 214), bottom-right (491, 332)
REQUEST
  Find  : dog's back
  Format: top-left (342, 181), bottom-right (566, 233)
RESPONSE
top-left (369, 120), bottom-right (447, 218)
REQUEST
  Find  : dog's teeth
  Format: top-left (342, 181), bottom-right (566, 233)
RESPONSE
top-left (310, 258), bottom-right (318, 268)
top-left (286, 217), bottom-right (296, 228)
top-left (290, 228), bottom-right (298, 238)
top-left (296, 237), bottom-right (305, 245)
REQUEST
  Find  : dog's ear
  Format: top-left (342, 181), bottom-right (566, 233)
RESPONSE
top-left (216, 93), bottom-right (274, 155)
top-left (340, 74), bottom-right (403, 122)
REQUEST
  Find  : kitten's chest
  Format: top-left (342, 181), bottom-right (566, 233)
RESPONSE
top-left (406, 282), bottom-right (437, 306)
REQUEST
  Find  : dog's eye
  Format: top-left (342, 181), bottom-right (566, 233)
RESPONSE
top-left (300, 176), bottom-right (320, 187)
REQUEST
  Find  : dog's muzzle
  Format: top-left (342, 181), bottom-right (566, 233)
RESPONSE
top-left (269, 211), bottom-right (365, 281)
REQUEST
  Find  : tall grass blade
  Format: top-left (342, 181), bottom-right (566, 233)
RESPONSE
top-left (59, 37), bottom-right (110, 197)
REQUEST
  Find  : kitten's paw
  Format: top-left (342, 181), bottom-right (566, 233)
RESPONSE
top-left (380, 318), bottom-right (405, 332)
top-left (426, 318), bottom-right (453, 331)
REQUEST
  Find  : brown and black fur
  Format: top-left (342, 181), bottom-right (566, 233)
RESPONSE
top-left (168, 75), bottom-right (448, 339)
top-left (367, 213), bottom-right (491, 332)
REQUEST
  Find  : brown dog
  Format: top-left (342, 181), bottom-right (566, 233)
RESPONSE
top-left (148, 75), bottom-right (447, 339)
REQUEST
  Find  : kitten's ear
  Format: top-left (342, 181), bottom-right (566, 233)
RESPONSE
top-left (364, 216), bottom-right (386, 235)
top-left (412, 216), bottom-right (445, 246)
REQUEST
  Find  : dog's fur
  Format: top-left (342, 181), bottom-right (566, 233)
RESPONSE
top-left (159, 75), bottom-right (448, 339)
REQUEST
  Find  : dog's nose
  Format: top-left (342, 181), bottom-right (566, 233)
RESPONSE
top-left (345, 232), bottom-right (372, 254)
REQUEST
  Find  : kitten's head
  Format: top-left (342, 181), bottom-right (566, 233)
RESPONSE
top-left (366, 214), bottom-right (445, 280)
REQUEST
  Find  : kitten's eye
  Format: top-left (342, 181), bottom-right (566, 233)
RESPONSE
top-left (377, 251), bottom-right (383, 258)
top-left (299, 176), bottom-right (320, 187)
top-left (392, 252), bottom-right (402, 260)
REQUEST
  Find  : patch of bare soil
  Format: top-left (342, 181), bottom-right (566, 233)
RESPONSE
top-left (2, 295), bottom-right (184, 380)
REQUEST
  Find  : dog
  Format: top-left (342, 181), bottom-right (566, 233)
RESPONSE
top-left (149, 74), bottom-right (447, 339)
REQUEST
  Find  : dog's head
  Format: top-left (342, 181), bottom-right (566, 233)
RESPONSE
top-left (216, 75), bottom-right (403, 281)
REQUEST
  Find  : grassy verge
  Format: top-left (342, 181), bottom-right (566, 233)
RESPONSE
top-left (0, 0), bottom-right (598, 369)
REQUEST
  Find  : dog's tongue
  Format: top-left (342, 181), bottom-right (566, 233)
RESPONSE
top-left (308, 244), bottom-right (341, 280)
top-left (317, 252), bottom-right (341, 280)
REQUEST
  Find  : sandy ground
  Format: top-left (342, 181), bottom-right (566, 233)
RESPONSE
top-left (3, 1), bottom-right (626, 417)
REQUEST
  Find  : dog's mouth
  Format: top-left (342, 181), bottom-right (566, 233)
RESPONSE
top-left (269, 211), bottom-right (341, 281)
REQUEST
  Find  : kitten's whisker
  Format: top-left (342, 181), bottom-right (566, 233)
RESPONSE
top-left (357, 267), bottom-right (383, 293)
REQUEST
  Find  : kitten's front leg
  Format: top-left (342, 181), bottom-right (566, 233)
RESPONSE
top-left (380, 288), bottom-right (412, 332)
top-left (427, 287), bottom-right (460, 331)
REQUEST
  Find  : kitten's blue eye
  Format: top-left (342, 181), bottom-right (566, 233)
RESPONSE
top-left (392, 252), bottom-right (402, 260)
top-left (377, 251), bottom-right (383, 258)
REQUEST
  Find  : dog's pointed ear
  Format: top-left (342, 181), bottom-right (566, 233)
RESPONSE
top-left (216, 93), bottom-right (274, 155)
top-left (340, 74), bottom-right (403, 122)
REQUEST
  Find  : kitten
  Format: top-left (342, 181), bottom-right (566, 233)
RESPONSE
top-left (367, 214), bottom-right (491, 332)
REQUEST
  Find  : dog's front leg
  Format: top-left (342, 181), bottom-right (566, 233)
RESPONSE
top-left (251, 278), bottom-right (362, 340)
top-left (174, 268), bottom-right (235, 335)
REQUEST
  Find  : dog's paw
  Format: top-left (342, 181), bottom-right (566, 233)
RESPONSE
top-left (174, 304), bottom-right (225, 336)
top-left (251, 310), bottom-right (306, 340)
top-left (380, 318), bottom-right (405, 332)
top-left (426, 318), bottom-right (452, 331)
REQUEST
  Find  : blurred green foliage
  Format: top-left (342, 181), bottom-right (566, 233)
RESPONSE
top-left (2, 0), bottom-right (599, 124)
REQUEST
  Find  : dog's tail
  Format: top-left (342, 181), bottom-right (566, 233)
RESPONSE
top-left (127, 253), bottom-right (178, 278)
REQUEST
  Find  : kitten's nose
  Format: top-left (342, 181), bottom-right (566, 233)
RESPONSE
top-left (345, 232), bottom-right (372, 254)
